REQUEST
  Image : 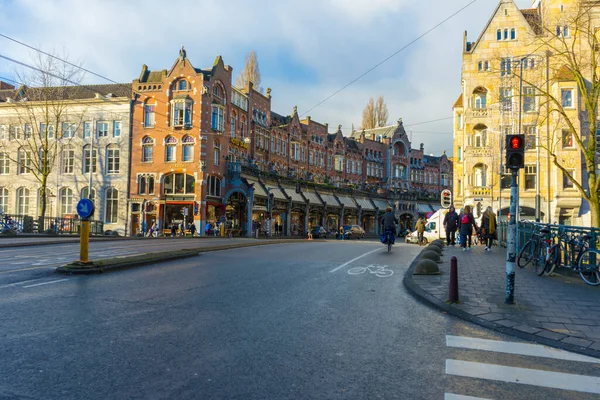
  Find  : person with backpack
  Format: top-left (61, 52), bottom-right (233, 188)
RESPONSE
top-left (480, 206), bottom-right (497, 251)
top-left (443, 205), bottom-right (459, 246)
top-left (458, 205), bottom-right (478, 251)
top-left (415, 217), bottom-right (426, 246)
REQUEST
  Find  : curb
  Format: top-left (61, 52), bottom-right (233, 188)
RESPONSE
top-left (402, 247), bottom-right (600, 359)
top-left (0, 235), bottom-right (230, 249)
top-left (55, 239), bottom-right (310, 275)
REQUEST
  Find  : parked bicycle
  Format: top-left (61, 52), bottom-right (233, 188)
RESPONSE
top-left (517, 225), bottom-right (552, 275)
top-left (0, 212), bottom-right (22, 234)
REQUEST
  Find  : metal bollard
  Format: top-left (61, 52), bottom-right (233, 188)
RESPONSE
top-left (448, 256), bottom-right (459, 304)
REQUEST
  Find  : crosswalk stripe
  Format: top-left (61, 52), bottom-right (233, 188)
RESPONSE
top-left (446, 335), bottom-right (600, 364)
top-left (446, 359), bottom-right (600, 394)
top-left (445, 394), bottom-right (493, 400)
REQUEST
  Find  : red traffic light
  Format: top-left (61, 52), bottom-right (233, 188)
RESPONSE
top-left (510, 136), bottom-right (522, 149)
top-left (506, 134), bottom-right (525, 169)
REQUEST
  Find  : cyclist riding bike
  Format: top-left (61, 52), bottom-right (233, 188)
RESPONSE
top-left (381, 207), bottom-right (398, 246)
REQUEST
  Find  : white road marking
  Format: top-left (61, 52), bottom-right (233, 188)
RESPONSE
top-left (23, 279), bottom-right (69, 288)
top-left (445, 394), bottom-right (493, 400)
top-left (446, 335), bottom-right (600, 364)
top-left (330, 248), bottom-right (383, 273)
top-left (446, 359), bottom-right (600, 394)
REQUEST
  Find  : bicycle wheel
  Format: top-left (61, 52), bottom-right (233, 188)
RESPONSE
top-left (535, 243), bottom-right (548, 276)
top-left (517, 241), bottom-right (534, 268)
top-left (578, 249), bottom-right (600, 286)
top-left (347, 266), bottom-right (367, 275)
top-left (544, 244), bottom-right (560, 276)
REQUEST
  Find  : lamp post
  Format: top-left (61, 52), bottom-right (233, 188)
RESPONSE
top-left (266, 187), bottom-right (273, 238)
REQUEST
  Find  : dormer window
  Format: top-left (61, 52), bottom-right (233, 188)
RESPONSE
top-left (213, 84), bottom-right (225, 104)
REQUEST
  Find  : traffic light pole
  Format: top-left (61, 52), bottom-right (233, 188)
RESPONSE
top-left (505, 168), bottom-right (519, 304)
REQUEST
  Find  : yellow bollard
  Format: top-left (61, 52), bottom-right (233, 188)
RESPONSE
top-left (80, 219), bottom-right (90, 263)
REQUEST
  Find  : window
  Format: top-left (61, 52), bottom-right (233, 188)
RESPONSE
top-left (9, 126), bottom-right (21, 141)
top-left (231, 115), bottom-right (236, 138)
top-left (474, 89), bottom-right (487, 109)
top-left (562, 129), bottom-right (574, 148)
top-left (334, 155), bottom-right (344, 172)
top-left (165, 137), bottom-right (177, 162)
top-left (504, 29), bottom-right (508, 40)
top-left (24, 124), bottom-right (32, 139)
top-left (0, 125), bottom-right (5, 140)
top-left (563, 170), bottom-right (575, 189)
top-left (478, 61), bottom-right (483, 71)
top-left (172, 101), bottom-right (192, 127)
top-left (510, 28), bottom-right (516, 40)
top-left (137, 176), bottom-right (154, 195)
top-left (182, 135), bottom-right (194, 162)
top-left (271, 137), bottom-right (275, 153)
top-left (113, 121), bottom-right (122, 137)
top-left (523, 125), bottom-right (536, 150)
top-left (177, 80), bottom-right (188, 91)
top-left (144, 103), bottom-right (155, 127)
top-left (0, 187), bottom-right (7, 212)
top-left (207, 176), bottom-right (222, 197)
top-left (95, 121), bottom-right (108, 137)
top-left (497, 29), bottom-right (502, 41)
top-left (0, 153), bottom-right (9, 174)
top-left (48, 124), bottom-right (54, 139)
top-left (62, 123), bottom-right (75, 138)
top-left (62, 146), bottom-right (75, 174)
top-left (524, 165), bottom-right (536, 190)
top-left (16, 187), bottom-right (29, 215)
top-left (214, 140), bottom-right (220, 166)
top-left (163, 173), bottom-right (194, 195)
top-left (500, 87), bottom-right (512, 110)
top-left (523, 86), bottom-right (535, 112)
top-left (17, 149), bottom-right (31, 174)
top-left (561, 89), bottom-right (573, 107)
top-left (501, 58), bottom-right (512, 76)
top-left (484, 61), bottom-right (489, 71)
top-left (240, 119), bottom-right (246, 139)
top-left (457, 114), bottom-right (463, 129)
top-left (105, 187), bottom-right (119, 223)
top-left (211, 106), bottom-right (225, 132)
top-left (557, 26), bottom-right (569, 37)
top-left (106, 145), bottom-right (120, 174)
top-left (81, 187), bottom-right (96, 202)
top-left (59, 187), bottom-right (73, 216)
top-left (142, 136), bottom-right (154, 162)
top-left (309, 151), bottom-right (313, 165)
top-left (83, 122), bottom-right (91, 138)
top-left (83, 145), bottom-right (97, 173)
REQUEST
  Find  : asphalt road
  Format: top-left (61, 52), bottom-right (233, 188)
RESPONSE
top-left (0, 241), bottom-right (598, 399)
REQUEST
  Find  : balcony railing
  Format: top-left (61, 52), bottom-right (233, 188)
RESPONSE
top-left (470, 108), bottom-right (489, 117)
top-left (466, 187), bottom-right (492, 197)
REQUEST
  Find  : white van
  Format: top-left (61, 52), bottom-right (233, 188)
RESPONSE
top-left (405, 209), bottom-right (449, 244)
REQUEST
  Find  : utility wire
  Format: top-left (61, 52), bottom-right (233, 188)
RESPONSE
top-left (299, 0), bottom-right (478, 117)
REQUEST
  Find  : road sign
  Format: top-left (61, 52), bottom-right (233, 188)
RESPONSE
top-left (426, 212), bottom-right (433, 219)
top-left (76, 198), bottom-right (95, 219)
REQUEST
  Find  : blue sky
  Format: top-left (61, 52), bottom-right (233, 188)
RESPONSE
top-left (0, 0), bottom-right (534, 155)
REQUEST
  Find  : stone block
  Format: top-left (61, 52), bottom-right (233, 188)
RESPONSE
top-left (413, 259), bottom-right (441, 275)
top-left (421, 250), bottom-right (442, 264)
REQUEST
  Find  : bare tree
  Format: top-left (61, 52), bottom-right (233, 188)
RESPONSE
top-left (236, 51), bottom-right (262, 93)
top-left (361, 97), bottom-right (376, 130)
top-left (0, 52), bottom-right (86, 220)
top-left (375, 96), bottom-right (389, 127)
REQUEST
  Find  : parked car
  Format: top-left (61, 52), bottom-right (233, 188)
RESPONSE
top-left (343, 225), bottom-right (365, 239)
top-left (310, 226), bottom-right (328, 239)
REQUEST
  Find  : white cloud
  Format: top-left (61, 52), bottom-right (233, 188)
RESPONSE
top-left (0, 0), bottom-right (536, 156)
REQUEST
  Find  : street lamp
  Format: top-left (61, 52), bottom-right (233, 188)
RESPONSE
top-left (266, 187), bottom-right (274, 238)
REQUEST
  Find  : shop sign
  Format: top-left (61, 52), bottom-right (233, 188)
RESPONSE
top-left (230, 137), bottom-right (249, 149)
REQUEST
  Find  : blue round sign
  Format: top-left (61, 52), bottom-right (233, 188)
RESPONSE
top-left (77, 198), bottom-right (95, 219)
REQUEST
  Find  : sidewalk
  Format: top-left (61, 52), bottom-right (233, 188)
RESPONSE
top-left (404, 243), bottom-right (600, 358)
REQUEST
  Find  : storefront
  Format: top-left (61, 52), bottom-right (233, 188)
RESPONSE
top-left (302, 190), bottom-right (325, 229)
top-left (354, 197), bottom-right (377, 234)
top-left (320, 193), bottom-right (341, 231)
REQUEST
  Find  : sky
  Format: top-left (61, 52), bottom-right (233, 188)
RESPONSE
top-left (0, 0), bottom-right (534, 156)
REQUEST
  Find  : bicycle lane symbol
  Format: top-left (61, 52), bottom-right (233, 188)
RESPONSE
top-left (347, 265), bottom-right (393, 278)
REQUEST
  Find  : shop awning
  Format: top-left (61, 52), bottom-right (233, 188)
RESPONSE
top-left (372, 199), bottom-right (391, 211)
top-left (303, 191), bottom-right (323, 206)
top-left (354, 197), bottom-right (376, 211)
top-left (431, 204), bottom-right (443, 211)
top-left (269, 187), bottom-right (288, 201)
top-left (320, 194), bottom-right (341, 207)
top-left (417, 203), bottom-right (434, 213)
top-left (247, 179), bottom-right (268, 198)
top-left (281, 186), bottom-right (306, 204)
top-left (336, 195), bottom-right (357, 208)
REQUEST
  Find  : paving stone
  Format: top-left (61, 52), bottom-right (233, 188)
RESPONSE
top-left (513, 325), bottom-right (543, 335)
top-left (561, 337), bottom-right (593, 348)
top-left (535, 330), bottom-right (567, 341)
top-left (478, 313), bottom-right (506, 322)
top-left (494, 319), bottom-right (519, 328)
top-left (547, 316), bottom-right (573, 324)
top-left (588, 341), bottom-right (600, 352)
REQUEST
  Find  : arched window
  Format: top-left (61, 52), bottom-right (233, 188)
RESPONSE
top-left (144, 100), bottom-right (156, 127)
top-left (139, 176), bottom-right (146, 194)
top-left (59, 187), bottom-right (73, 216)
top-left (182, 135), bottom-right (195, 162)
top-left (105, 187), bottom-right (118, 223)
top-left (165, 135), bottom-right (177, 162)
top-left (142, 136), bottom-right (154, 162)
top-left (207, 176), bottom-right (222, 197)
top-left (148, 176), bottom-right (155, 194)
top-left (497, 29), bottom-right (502, 40)
top-left (16, 187), bottom-right (29, 215)
top-left (473, 164), bottom-right (487, 187)
top-left (106, 144), bottom-right (120, 174)
top-left (81, 186), bottom-right (96, 202)
top-left (213, 83), bottom-right (225, 103)
top-left (231, 111), bottom-right (236, 138)
top-left (510, 28), bottom-right (516, 40)
top-left (83, 145), bottom-right (97, 174)
top-left (473, 87), bottom-right (487, 109)
top-left (241, 117), bottom-right (246, 139)
top-left (37, 188), bottom-right (53, 216)
top-left (0, 187), bottom-right (8, 212)
top-left (214, 139), bottom-right (220, 166)
top-left (177, 80), bottom-right (188, 91)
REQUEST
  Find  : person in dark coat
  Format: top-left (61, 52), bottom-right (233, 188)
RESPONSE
top-left (480, 206), bottom-right (497, 251)
top-left (443, 205), bottom-right (459, 246)
top-left (458, 205), bottom-right (478, 251)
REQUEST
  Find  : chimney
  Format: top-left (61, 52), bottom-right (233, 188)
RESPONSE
top-left (420, 143), bottom-right (424, 151)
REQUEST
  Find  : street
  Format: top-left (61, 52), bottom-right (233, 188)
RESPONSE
top-left (0, 241), bottom-right (598, 399)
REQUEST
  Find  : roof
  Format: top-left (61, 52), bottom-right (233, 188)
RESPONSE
top-left (303, 190), bottom-right (323, 205)
top-left (280, 186), bottom-right (305, 204)
top-left (521, 8), bottom-right (543, 35)
top-left (453, 94), bottom-right (463, 108)
top-left (247, 179), bottom-right (268, 197)
top-left (0, 83), bottom-right (131, 103)
top-left (372, 199), bottom-right (391, 211)
top-left (555, 65), bottom-right (576, 82)
top-left (320, 193), bottom-right (341, 207)
top-left (354, 197), bottom-right (375, 211)
top-left (336, 195), bottom-right (357, 208)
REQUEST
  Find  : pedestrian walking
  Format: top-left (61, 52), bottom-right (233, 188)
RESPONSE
top-left (480, 206), bottom-right (497, 251)
top-left (171, 224), bottom-right (177, 237)
top-left (180, 222), bottom-right (185, 237)
top-left (458, 205), bottom-right (478, 251)
top-left (190, 222), bottom-right (197, 237)
top-left (443, 205), bottom-right (459, 246)
top-left (416, 218), bottom-right (426, 246)
top-left (339, 225), bottom-right (345, 240)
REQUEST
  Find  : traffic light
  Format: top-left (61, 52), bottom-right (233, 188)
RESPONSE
top-left (505, 134), bottom-right (525, 169)
top-left (441, 189), bottom-right (452, 208)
